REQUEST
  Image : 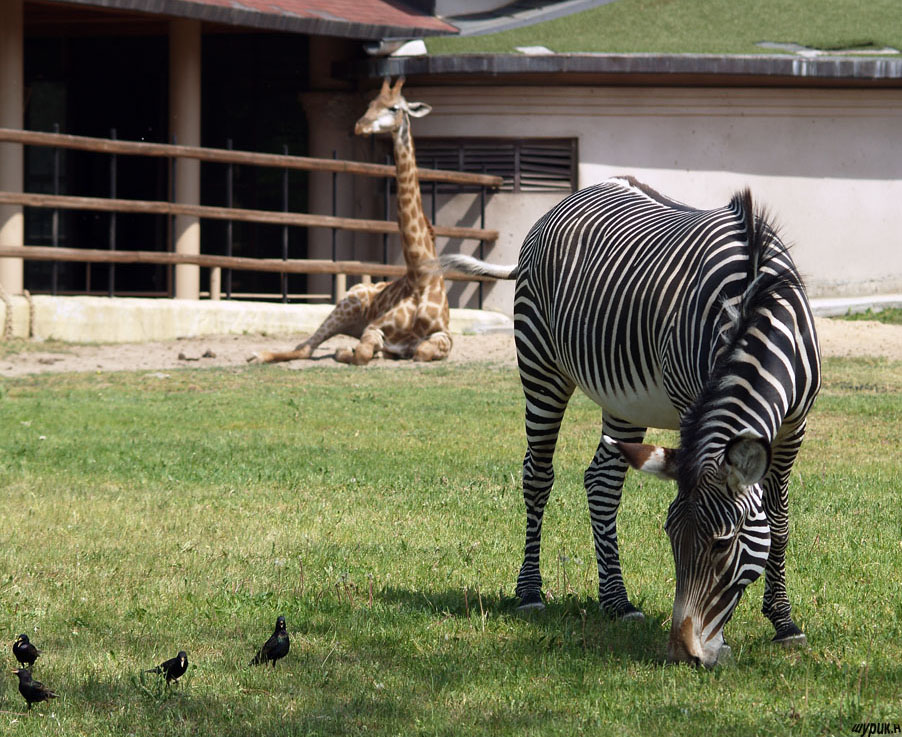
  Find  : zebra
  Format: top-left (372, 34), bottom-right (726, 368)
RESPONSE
top-left (442, 176), bottom-right (821, 666)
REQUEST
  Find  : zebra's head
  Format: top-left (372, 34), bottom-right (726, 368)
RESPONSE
top-left (354, 77), bottom-right (432, 138)
top-left (606, 432), bottom-right (772, 667)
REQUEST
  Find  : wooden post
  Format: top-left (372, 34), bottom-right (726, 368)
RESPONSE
top-left (0, 0), bottom-right (23, 295)
top-left (209, 267), bottom-right (221, 301)
top-left (335, 273), bottom-right (347, 301)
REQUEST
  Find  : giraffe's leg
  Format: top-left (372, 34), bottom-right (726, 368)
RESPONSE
top-left (335, 325), bottom-right (384, 365)
top-left (515, 366), bottom-right (575, 610)
top-left (412, 331), bottom-right (452, 362)
top-left (585, 415), bottom-right (647, 619)
top-left (761, 422), bottom-right (807, 645)
top-left (247, 288), bottom-right (370, 364)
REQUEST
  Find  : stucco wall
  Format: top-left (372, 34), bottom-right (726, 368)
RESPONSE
top-left (406, 84), bottom-right (902, 314)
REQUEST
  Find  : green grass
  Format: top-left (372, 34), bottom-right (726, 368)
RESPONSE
top-left (428, 0), bottom-right (902, 56)
top-left (837, 308), bottom-right (902, 325)
top-left (0, 358), bottom-right (900, 735)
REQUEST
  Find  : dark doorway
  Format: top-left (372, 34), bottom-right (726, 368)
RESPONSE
top-left (202, 33), bottom-right (310, 301)
top-left (22, 30), bottom-right (309, 299)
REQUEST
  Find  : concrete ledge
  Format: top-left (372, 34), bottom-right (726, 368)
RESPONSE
top-left (2, 293), bottom-right (898, 344)
top-left (0, 295), bottom-right (513, 343)
top-left (809, 294), bottom-right (902, 317)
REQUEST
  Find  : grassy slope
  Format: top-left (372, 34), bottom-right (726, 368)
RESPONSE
top-left (427, 0), bottom-right (902, 56)
top-left (0, 359), bottom-right (900, 735)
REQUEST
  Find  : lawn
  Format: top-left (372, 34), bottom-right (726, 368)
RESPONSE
top-left (839, 307), bottom-right (902, 325)
top-left (427, 0), bottom-right (902, 56)
top-left (0, 358), bottom-right (900, 735)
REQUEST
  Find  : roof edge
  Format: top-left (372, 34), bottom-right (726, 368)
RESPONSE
top-left (54, 0), bottom-right (458, 39)
top-left (358, 52), bottom-right (902, 85)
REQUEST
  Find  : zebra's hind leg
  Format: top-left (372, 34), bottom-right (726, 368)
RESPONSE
top-left (585, 415), bottom-right (648, 620)
top-left (515, 370), bottom-right (575, 611)
top-left (761, 423), bottom-right (808, 646)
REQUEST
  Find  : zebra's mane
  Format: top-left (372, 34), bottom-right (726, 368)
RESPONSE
top-left (676, 189), bottom-right (805, 494)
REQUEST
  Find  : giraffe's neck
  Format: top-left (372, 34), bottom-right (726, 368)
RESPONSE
top-left (393, 116), bottom-right (435, 277)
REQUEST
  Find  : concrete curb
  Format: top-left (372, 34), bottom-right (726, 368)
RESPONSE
top-left (1, 293), bottom-right (900, 344)
top-left (0, 295), bottom-right (514, 343)
top-left (809, 294), bottom-right (902, 317)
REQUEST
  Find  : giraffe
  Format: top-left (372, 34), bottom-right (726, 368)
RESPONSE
top-left (250, 77), bottom-right (451, 365)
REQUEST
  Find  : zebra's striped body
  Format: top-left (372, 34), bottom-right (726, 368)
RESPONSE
top-left (446, 177), bottom-right (820, 666)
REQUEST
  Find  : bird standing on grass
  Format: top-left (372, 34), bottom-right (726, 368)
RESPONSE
top-left (11, 668), bottom-right (57, 710)
top-left (249, 615), bottom-right (289, 667)
top-left (145, 650), bottom-right (189, 684)
top-left (12, 634), bottom-right (40, 668)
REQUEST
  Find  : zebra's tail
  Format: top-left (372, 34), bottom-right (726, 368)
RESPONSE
top-left (435, 254), bottom-right (518, 280)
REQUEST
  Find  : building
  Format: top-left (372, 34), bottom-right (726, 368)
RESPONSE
top-left (0, 0), bottom-right (455, 302)
top-left (3, 0), bottom-right (901, 318)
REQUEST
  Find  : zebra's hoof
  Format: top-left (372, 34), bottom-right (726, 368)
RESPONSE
top-left (773, 630), bottom-right (808, 648)
top-left (516, 592), bottom-right (545, 612)
top-left (601, 602), bottom-right (644, 621)
top-left (619, 609), bottom-right (645, 622)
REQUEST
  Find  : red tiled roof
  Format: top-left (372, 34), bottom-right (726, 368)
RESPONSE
top-left (50, 0), bottom-right (457, 39)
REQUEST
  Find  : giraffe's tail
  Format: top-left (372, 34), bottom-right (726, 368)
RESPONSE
top-left (433, 254), bottom-right (518, 280)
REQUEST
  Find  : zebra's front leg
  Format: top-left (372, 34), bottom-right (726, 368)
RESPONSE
top-left (585, 416), bottom-right (647, 619)
top-left (761, 424), bottom-right (807, 645)
top-left (515, 376), bottom-right (574, 610)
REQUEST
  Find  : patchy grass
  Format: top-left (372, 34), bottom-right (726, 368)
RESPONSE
top-left (837, 308), bottom-right (902, 325)
top-left (0, 359), bottom-right (899, 735)
top-left (0, 338), bottom-right (76, 360)
top-left (428, 0), bottom-right (902, 56)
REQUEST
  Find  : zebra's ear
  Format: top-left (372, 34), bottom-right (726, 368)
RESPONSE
top-left (724, 432), bottom-right (771, 487)
top-left (603, 436), bottom-right (679, 481)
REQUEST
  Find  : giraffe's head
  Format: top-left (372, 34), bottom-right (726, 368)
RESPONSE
top-left (354, 77), bottom-right (432, 137)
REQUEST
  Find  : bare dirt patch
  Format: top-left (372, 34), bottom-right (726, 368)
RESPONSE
top-left (1, 317), bottom-right (900, 378)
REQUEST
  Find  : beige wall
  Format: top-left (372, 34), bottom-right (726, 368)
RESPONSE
top-left (403, 84), bottom-right (902, 314)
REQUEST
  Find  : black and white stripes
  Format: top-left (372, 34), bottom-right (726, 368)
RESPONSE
top-left (446, 176), bottom-right (821, 666)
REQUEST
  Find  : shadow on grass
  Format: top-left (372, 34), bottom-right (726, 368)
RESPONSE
top-left (376, 585), bottom-right (670, 665)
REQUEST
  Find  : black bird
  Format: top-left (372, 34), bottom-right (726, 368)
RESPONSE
top-left (12, 634), bottom-right (40, 668)
top-left (145, 650), bottom-right (189, 684)
top-left (249, 615), bottom-right (289, 667)
top-left (11, 668), bottom-right (57, 710)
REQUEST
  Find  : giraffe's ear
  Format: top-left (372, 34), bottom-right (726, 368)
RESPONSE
top-left (603, 436), bottom-right (679, 481)
top-left (406, 101), bottom-right (432, 118)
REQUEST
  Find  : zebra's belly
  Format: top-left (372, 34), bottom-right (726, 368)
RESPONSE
top-left (580, 381), bottom-right (682, 431)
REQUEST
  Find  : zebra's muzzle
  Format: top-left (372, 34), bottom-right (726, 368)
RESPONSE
top-left (667, 616), bottom-right (726, 668)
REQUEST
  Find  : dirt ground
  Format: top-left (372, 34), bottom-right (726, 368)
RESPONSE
top-left (0, 317), bottom-right (900, 377)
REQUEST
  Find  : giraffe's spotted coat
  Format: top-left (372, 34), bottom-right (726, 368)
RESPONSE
top-left (252, 78), bottom-right (452, 366)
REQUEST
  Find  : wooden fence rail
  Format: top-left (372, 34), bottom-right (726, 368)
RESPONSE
top-left (0, 245), bottom-right (493, 282)
top-left (0, 127), bottom-right (502, 301)
top-left (0, 128), bottom-right (503, 188)
top-left (0, 191), bottom-right (498, 242)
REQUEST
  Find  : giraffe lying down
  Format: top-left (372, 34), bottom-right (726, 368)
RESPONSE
top-left (248, 277), bottom-right (452, 365)
top-left (249, 76), bottom-right (451, 366)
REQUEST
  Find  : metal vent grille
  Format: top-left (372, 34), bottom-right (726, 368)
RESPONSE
top-left (415, 138), bottom-right (577, 193)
